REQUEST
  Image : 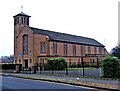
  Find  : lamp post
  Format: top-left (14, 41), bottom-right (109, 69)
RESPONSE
top-left (38, 58), bottom-right (41, 74)
top-left (81, 56), bottom-right (84, 77)
top-left (52, 59), bottom-right (54, 74)
top-left (96, 56), bottom-right (99, 68)
top-left (65, 62), bottom-right (68, 75)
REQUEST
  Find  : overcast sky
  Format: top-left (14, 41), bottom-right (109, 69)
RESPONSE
top-left (0, 0), bottom-right (119, 57)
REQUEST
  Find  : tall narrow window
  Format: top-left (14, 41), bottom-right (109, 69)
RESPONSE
top-left (53, 42), bottom-right (57, 55)
top-left (88, 46), bottom-right (91, 54)
top-left (99, 47), bottom-right (102, 54)
top-left (40, 42), bottom-right (46, 53)
top-left (64, 44), bottom-right (67, 56)
top-left (73, 45), bottom-right (76, 56)
top-left (40, 42), bottom-right (42, 53)
top-left (81, 45), bottom-right (85, 56)
top-left (94, 47), bottom-right (97, 54)
top-left (23, 35), bottom-right (28, 54)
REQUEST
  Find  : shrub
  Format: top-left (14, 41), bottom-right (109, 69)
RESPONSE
top-left (47, 57), bottom-right (66, 70)
top-left (76, 63), bottom-right (82, 68)
top-left (70, 63), bottom-right (77, 68)
top-left (43, 63), bottom-right (49, 70)
top-left (102, 55), bottom-right (120, 78)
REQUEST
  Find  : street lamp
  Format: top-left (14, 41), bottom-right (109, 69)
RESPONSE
top-left (81, 56), bottom-right (84, 77)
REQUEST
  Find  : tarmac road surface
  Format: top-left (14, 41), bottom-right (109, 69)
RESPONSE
top-left (1, 76), bottom-right (101, 91)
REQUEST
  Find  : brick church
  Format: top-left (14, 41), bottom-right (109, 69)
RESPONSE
top-left (13, 12), bottom-right (108, 69)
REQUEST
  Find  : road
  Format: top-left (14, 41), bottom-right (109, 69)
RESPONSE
top-left (1, 76), bottom-right (101, 91)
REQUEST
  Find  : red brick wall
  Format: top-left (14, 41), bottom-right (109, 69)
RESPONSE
top-left (14, 15), bottom-right (108, 68)
top-left (33, 34), bottom-right (48, 63)
top-left (48, 41), bottom-right (107, 64)
top-left (14, 26), bottom-right (34, 67)
top-left (49, 42), bottom-right (105, 56)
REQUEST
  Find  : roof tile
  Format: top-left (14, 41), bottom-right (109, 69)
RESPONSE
top-left (30, 27), bottom-right (104, 47)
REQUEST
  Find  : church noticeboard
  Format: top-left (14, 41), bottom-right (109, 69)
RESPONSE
top-left (18, 52), bottom-right (22, 57)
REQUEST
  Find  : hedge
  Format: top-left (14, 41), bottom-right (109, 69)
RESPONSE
top-left (102, 55), bottom-right (120, 78)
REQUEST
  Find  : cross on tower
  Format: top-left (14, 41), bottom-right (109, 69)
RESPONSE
top-left (21, 5), bottom-right (23, 13)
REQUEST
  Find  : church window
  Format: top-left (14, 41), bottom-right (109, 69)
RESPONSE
top-left (94, 47), bottom-right (97, 54)
top-left (73, 45), bottom-right (76, 56)
top-left (81, 45), bottom-right (85, 56)
top-left (99, 47), bottom-right (102, 54)
top-left (53, 42), bottom-right (57, 55)
top-left (63, 44), bottom-right (68, 56)
top-left (23, 35), bottom-right (28, 54)
top-left (88, 46), bottom-right (91, 54)
top-left (40, 42), bottom-right (46, 53)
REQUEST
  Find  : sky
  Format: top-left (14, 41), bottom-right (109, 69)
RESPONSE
top-left (0, 0), bottom-right (119, 57)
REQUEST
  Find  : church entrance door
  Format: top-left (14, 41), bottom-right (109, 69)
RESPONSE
top-left (24, 60), bottom-right (28, 68)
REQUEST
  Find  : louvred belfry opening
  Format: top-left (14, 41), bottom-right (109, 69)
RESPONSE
top-left (13, 12), bottom-right (31, 26)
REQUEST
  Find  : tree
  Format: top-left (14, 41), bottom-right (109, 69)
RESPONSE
top-left (102, 55), bottom-right (120, 78)
top-left (111, 44), bottom-right (120, 59)
top-left (0, 55), bottom-right (14, 63)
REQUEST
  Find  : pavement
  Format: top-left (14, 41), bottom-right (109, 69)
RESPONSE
top-left (1, 72), bottom-right (120, 90)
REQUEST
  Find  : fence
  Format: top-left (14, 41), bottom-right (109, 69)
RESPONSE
top-left (1, 62), bottom-right (103, 77)
top-left (35, 62), bottom-right (103, 77)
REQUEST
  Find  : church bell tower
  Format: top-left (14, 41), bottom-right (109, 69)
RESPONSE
top-left (13, 11), bottom-right (31, 64)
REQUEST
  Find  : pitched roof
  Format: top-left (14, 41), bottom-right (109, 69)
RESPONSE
top-left (30, 27), bottom-right (104, 47)
top-left (13, 12), bottom-right (31, 18)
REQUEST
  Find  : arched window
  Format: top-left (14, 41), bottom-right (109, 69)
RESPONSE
top-left (23, 35), bottom-right (28, 54)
